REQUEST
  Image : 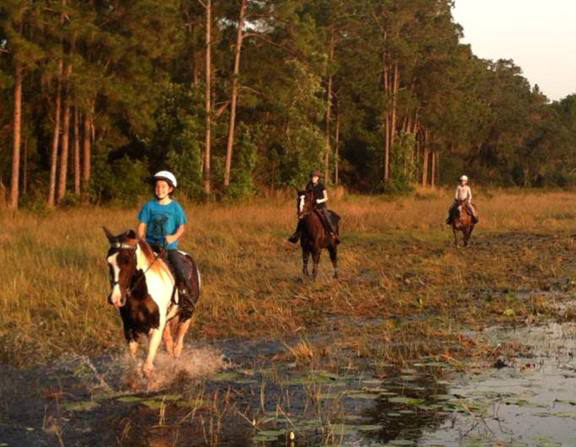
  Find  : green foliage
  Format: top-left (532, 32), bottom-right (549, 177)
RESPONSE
top-left (89, 153), bottom-right (148, 205)
top-left (152, 84), bottom-right (204, 200)
top-left (387, 133), bottom-right (417, 193)
top-left (226, 124), bottom-right (257, 200)
top-left (0, 0), bottom-right (575, 205)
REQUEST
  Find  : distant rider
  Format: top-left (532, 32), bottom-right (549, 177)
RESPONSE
top-left (137, 171), bottom-right (195, 319)
top-left (447, 175), bottom-right (478, 224)
top-left (288, 170), bottom-right (340, 244)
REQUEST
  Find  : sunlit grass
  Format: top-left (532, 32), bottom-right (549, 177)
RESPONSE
top-left (1, 188), bottom-right (576, 366)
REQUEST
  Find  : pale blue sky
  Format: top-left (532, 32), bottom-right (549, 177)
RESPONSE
top-left (452, 0), bottom-right (576, 101)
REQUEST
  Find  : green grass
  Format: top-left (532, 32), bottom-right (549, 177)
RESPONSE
top-left (1, 189), bottom-right (576, 367)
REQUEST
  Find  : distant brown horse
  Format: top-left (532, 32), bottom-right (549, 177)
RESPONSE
top-left (296, 190), bottom-right (340, 279)
top-left (450, 199), bottom-right (475, 247)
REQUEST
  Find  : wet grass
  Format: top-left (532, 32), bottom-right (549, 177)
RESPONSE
top-left (1, 189), bottom-right (576, 368)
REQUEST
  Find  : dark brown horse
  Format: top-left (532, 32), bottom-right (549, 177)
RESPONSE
top-left (296, 190), bottom-right (339, 279)
top-left (450, 199), bottom-right (475, 247)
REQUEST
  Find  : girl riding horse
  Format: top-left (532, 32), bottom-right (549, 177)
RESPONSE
top-left (446, 175), bottom-right (478, 225)
top-left (137, 171), bottom-right (196, 320)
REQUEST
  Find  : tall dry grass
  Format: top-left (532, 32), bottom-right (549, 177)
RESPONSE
top-left (1, 189), bottom-right (575, 366)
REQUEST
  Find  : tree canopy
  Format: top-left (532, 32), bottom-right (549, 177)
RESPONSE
top-left (1, 0), bottom-right (575, 207)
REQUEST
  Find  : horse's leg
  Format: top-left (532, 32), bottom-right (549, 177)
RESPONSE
top-left (465, 225), bottom-right (474, 247)
top-left (302, 247), bottom-right (310, 276)
top-left (129, 339), bottom-right (139, 363)
top-left (143, 325), bottom-right (164, 380)
top-left (328, 246), bottom-right (338, 279)
top-left (173, 317), bottom-right (192, 359)
top-left (162, 320), bottom-right (175, 357)
top-left (453, 228), bottom-right (459, 247)
top-left (312, 249), bottom-right (321, 280)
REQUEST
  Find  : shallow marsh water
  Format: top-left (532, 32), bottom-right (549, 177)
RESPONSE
top-left (1, 323), bottom-right (576, 446)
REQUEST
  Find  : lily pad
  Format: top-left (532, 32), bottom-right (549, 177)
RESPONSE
top-left (355, 424), bottom-right (383, 432)
top-left (62, 401), bottom-right (100, 412)
top-left (387, 396), bottom-right (424, 406)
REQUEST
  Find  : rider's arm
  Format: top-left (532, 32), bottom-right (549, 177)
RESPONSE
top-left (467, 187), bottom-right (472, 203)
top-left (165, 224), bottom-right (185, 245)
top-left (316, 190), bottom-right (328, 205)
top-left (137, 222), bottom-right (147, 239)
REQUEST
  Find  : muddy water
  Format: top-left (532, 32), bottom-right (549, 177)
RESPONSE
top-left (1, 323), bottom-right (576, 446)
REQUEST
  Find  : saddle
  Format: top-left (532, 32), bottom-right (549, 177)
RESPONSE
top-left (314, 209), bottom-right (341, 235)
top-left (152, 248), bottom-right (201, 313)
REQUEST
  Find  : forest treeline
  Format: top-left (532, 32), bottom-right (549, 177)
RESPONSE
top-left (1, 0), bottom-right (576, 208)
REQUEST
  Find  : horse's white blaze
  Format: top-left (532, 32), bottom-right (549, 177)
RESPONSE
top-left (107, 253), bottom-right (123, 306)
top-left (299, 195), bottom-right (305, 213)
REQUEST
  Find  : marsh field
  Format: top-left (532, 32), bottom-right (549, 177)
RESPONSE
top-left (2, 189), bottom-right (576, 447)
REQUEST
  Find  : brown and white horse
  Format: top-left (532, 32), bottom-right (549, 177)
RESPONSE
top-left (297, 190), bottom-right (339, 279)
top-left (104, 228), bottom-right (200, 380)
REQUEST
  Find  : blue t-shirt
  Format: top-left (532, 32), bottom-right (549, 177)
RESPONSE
top-left (138, 200), bottom-right (187, 249)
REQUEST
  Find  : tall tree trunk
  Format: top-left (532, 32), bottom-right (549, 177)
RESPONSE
top-left (202, 0), bottom-right (212, 195)
top-left (0, 179), bottom-right (6, 208)
top-left (8, 62), bottom-right (23, 210)
top-left (324, 27), bottom-right (335, 183)
top-left (73, 105), bottom-right (81, 195)
top-left (431, 150), bottom-right (436, 187)
top-left (82, 112), bottom-right (92, 193)
top-left (224, 0), bottom-right (247, 188)
top-left (421, 129), bottom-right (429, 187)
top-left (57, 62), bottom-right (72, 204)
top-left (334, 105), bottom-right (340, 185)
top-left (22, 134), bottom-right (28, 196)
top-left (47, 60), bottom-right (63, 208)
top-left (383, 58), bottom-right (390, 183)
top-left (389, 62), bottom-right (399, 156)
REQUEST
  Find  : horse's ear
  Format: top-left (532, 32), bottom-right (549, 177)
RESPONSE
top-left (126, 229), bottom-right (137, 240)
top-left (103, 226), bottom-right (115, 243)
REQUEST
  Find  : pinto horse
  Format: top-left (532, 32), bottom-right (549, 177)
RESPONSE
top-left (450, 199), bottom-right (475, 247)
top-left (103, 228), bottom-right (200, 380)
top-left (296, 190), bottom-right (339, 279)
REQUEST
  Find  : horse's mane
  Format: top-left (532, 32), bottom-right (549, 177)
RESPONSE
top-left (136, 239), bottom-right (174, 282)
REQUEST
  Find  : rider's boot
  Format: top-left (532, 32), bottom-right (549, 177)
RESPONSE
top-left (288, 231), bottom-right (300, 243)
top-left (467, 205), bottom-right (479, 224)
top-left (321, 209), bottom-right (341, 245)
top-left (330, 232), bottom-right (341, 245)
top-left (288, 220), bottom-right (302, 243)
top-left (177, 285), bottom-right (194, 321)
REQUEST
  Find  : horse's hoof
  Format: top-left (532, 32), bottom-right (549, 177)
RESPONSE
top-left (142, 364), bottom-right (154, 380)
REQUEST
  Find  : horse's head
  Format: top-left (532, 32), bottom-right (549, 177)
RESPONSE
top-left (296, 190), bottom-right (315, 219)
top-left (103, 227), bottom-right (138, 308)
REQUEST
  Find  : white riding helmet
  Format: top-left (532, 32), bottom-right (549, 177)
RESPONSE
top-left (459, 175), bottom-right (469, 182)
top-left (153, 170), bottom-right (177, 188)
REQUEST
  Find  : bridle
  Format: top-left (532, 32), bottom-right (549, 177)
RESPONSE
top-left (298, 191), bottom-right (314, 219)
top-left (108, 241), bottom-right (161, 297)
